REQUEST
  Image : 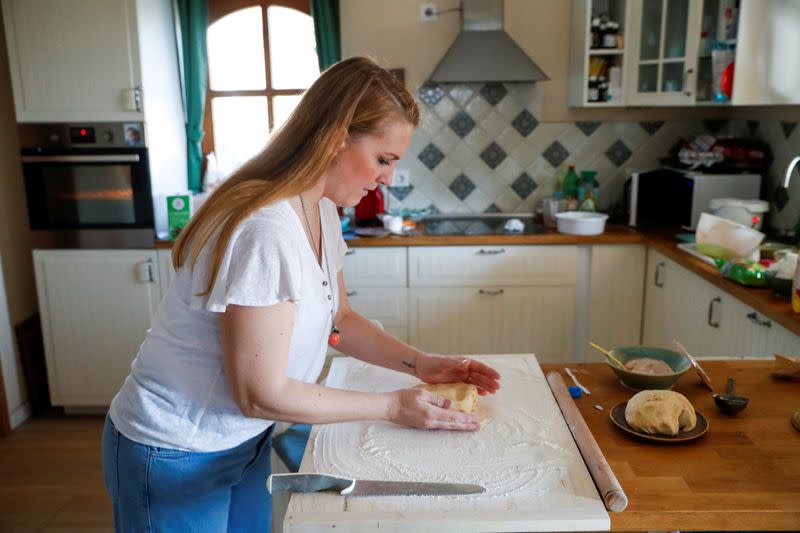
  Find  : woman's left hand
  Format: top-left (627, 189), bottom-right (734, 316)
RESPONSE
top-left (416, 355), bottom-right (501, 396)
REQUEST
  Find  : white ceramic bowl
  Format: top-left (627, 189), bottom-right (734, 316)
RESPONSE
top-left (555, 212), bottom-right (609, 235)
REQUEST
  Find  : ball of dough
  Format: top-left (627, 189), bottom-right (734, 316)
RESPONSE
top-left (624, 357), bottom-right (674, 375)
top-left (415, 383), bottom-right (479, 413)
top-left (625, 390), bottom-right (697, 436)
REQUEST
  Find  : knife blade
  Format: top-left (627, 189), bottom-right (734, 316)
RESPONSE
top-left (267, 473), bottom-right (484, 497)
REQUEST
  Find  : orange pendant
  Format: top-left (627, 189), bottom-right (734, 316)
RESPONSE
top-left (328, 328), bottom-right (341, 347)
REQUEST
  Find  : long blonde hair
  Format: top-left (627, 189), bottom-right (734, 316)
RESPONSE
top-left (173, 57), bottom-right (420, 295)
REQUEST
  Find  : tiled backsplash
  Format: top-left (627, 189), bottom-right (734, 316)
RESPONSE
top-left (388, 82), bottom-right (798, 233)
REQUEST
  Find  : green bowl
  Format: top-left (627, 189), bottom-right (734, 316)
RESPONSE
top-left (603, 346), bottom-right (691, 390)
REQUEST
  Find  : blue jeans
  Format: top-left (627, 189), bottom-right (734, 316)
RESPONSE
top-left (102, 414), bottom-right (274, 532)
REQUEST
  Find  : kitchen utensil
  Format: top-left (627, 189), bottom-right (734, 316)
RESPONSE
top-left (555, 211), bottom-right (608, 236)
top-left (599, 345), bottom-right (691, 390)
top-left (588, 342), bottom-right (626, 370)
top-left (674, 340), bottom-right (714, 391)
top-left (610, 402), bottom-right (709, 443)
top-left (565, 367), bottom-right (591, 395)
top-left (546, 372), bottom-right (628, 512)
top-left (267, 473), bottom-right (485, 497)
top-left (712, 377), bottom-right (749, 415)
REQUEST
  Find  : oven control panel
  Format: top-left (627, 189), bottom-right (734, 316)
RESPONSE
top-left (18, 122), bottom-right (145, 149)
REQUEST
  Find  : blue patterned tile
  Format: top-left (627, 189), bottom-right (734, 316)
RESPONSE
top-left (479, 83), bottom-right (508, 105)
top-left (387, 185), bottom-right (414, 201)
top-left (418, 143), bottom-right (444, 170)
top-left (427, 204), bottom-right (441, 215)
top-left (639, 121), bottom-right (664, 135)
top-left (484, 203), bottom-right (502, 213)
top-left (781, 122), bottom-right (797, 139)
top-left (511, 173), bottom-right (538, 199)
top-left (480, 142), bottom-right (507, 170)
top-left (575, 121), bottom-right (601, 136)
top-left (542, 141), bottom-right (570, 168)
top-left (449, 174), bottom-right (476, 200)
top-left (417, 83), bottom-right (445, 106)
top-left (511, 110), bottom-right (538, 137)
top-left (448, 111), bottom-right (476, 138)
top-left (605, 140), bottom-right (632, 167)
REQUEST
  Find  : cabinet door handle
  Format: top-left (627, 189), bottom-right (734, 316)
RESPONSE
top-left (707, 297), bottom-right (721, 328)
top-left (346, 290), bottom-right (357, 297)
top-left (345, 250), bottom-right (355, 256)
top-left (479, 288), bottom-right (504, 296)
top-left (136, 259), bottom-right (155, 283)
top-left (654, 262), bottom-right (665, 287)
top-left (746, 312), bottom-right (772, 328)
top-left (477, 248), bottom-right (505, 255)
top-left (683, 68), bottom-right (693, 96)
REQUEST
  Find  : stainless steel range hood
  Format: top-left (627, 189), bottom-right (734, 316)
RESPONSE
top-left (429, 0), bottom-right (549, 83)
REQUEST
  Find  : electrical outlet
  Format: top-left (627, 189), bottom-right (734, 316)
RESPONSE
top-left (393, 169), bottom-right (411, 187)
top-left (420, 3), bottom-right (437, 22)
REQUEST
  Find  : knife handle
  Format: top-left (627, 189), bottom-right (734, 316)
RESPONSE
top-left (267, 473), bottom-right (356, 494)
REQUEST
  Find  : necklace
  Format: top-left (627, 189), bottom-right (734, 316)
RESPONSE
top-left (298, 194), bottom-right (341, 347)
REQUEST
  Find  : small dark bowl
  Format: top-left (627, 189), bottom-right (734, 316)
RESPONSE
top-left (713, 394), bottom-right (749, 415)
top-left (766, 271), bottom-right (793, 301)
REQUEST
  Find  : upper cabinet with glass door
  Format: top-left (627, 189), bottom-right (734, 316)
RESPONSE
top-left (625, 0), bottom-right (703, 105)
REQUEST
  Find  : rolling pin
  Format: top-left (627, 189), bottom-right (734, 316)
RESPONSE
top-left (546, 371), bottom-right (628, 512)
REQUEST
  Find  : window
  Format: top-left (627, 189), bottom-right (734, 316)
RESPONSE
top-left (205, 0), bottom-right (320, 176)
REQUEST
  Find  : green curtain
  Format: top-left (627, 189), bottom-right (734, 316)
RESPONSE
top-left (176, 0), bottom-right (208, 193)
top-left (310, 0), bottom-right (340, 70)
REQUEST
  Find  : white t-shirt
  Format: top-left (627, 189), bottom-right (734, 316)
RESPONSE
top-left (109, 198), bottom-right (347, 452)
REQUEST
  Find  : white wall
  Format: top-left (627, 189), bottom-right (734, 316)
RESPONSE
top-left (0, 7), bottom-right (37, 426)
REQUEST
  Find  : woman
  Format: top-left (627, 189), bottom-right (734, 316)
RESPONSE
top-left (102, 57), bottom-right (501, 532)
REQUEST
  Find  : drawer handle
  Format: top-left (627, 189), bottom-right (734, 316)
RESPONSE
top-left (345, 250), bottom-right (356, 256)
top-left (654, 262), bottom-right (665, 288)
top-left (477, 248), bottom-right (505, 255)
top-left (346, 290), bottom-right (357, 297)
top-left (707, 297), bottom-right (721, 328)
top-left (479, 288), bottom-right (504, 296)
top-left (746, 312), bottom-right (771, 328)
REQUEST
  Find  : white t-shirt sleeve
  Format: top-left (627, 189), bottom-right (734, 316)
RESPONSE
top-left (191, 216), bottom-right (303, 313)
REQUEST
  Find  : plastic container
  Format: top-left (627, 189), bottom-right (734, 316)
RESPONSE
top-left (562, 165), bottom-right (579, 201)
top-left (555, 211), bottom-right (608, 235)
top-left (793, 260), bottom-right (800, 313)
top-left (708, 198), bottom-right (770, 230)
top-left (695, 212), bottom-right (765, 261)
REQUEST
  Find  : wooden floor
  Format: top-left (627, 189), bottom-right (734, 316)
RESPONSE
top-left (0, 415), bottom-right (112, 532)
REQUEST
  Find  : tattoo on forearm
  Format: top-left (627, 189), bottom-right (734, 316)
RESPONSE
top-left (402, 360), bottom-right (417, 375)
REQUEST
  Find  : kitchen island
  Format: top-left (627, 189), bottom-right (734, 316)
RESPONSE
top-left (285, 359), bottom-right (800, 532)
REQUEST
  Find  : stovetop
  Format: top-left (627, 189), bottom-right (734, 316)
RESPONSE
top-left (423, 214), bottom-right (544, 236)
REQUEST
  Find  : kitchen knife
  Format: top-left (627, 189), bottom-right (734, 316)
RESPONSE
top-left (267, 473), bottom-right (484, 497)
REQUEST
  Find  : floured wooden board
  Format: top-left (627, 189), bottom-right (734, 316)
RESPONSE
top-left (285, 355), bottom-right (610, 532)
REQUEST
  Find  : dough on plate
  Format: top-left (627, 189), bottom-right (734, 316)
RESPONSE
top-left (415, 383), bottom-right (479, 413)
top-left (624, 357), bottom-right (674, 375)
top-left (625, 390), bottom-right (697, 436)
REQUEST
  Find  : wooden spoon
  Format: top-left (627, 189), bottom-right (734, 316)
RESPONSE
top-left (674, 340), bottom-right (714, 391)
top-left (589, 342), bottom-right (627, 370)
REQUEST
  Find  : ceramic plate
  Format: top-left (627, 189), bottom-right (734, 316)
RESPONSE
top-left (354, 227), bottom-right (390, 237)
top-left (610, 402), bottom-right (709, 443)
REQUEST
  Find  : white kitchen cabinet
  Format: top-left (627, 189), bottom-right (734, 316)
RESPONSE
top-left (728, 0), bottom-right (800, 105)
top-left (2, 0), bottom-right (142, 122)
top-left (642, 249), bottom-right (800, 359)
top-left (408, 246), bottom-right (577, 362)
top-left (156, 248), bottom-right (174, 300)
top-left (2, 0), bottom-right (186, 123)
top-left (625, 0), bottom-right (703, 105)
top-left (589, 244), bottom-right (646, 351)
top-left (33, 249), bottom-right (161, 406)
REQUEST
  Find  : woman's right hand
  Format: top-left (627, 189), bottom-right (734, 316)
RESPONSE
top-left (385, 388), bottom-right (480, 431)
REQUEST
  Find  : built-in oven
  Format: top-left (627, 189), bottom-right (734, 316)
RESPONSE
top-left (19, 122), bottom-right (156, 248)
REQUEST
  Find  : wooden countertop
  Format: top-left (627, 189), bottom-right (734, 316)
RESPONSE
top-left (154, 223), bottom-right (800, 337)
top-left (541, 360), bottom-right (800, 531)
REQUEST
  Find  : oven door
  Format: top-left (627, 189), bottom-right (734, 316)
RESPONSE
top-left (22, 148), bottom-right (155, 248)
